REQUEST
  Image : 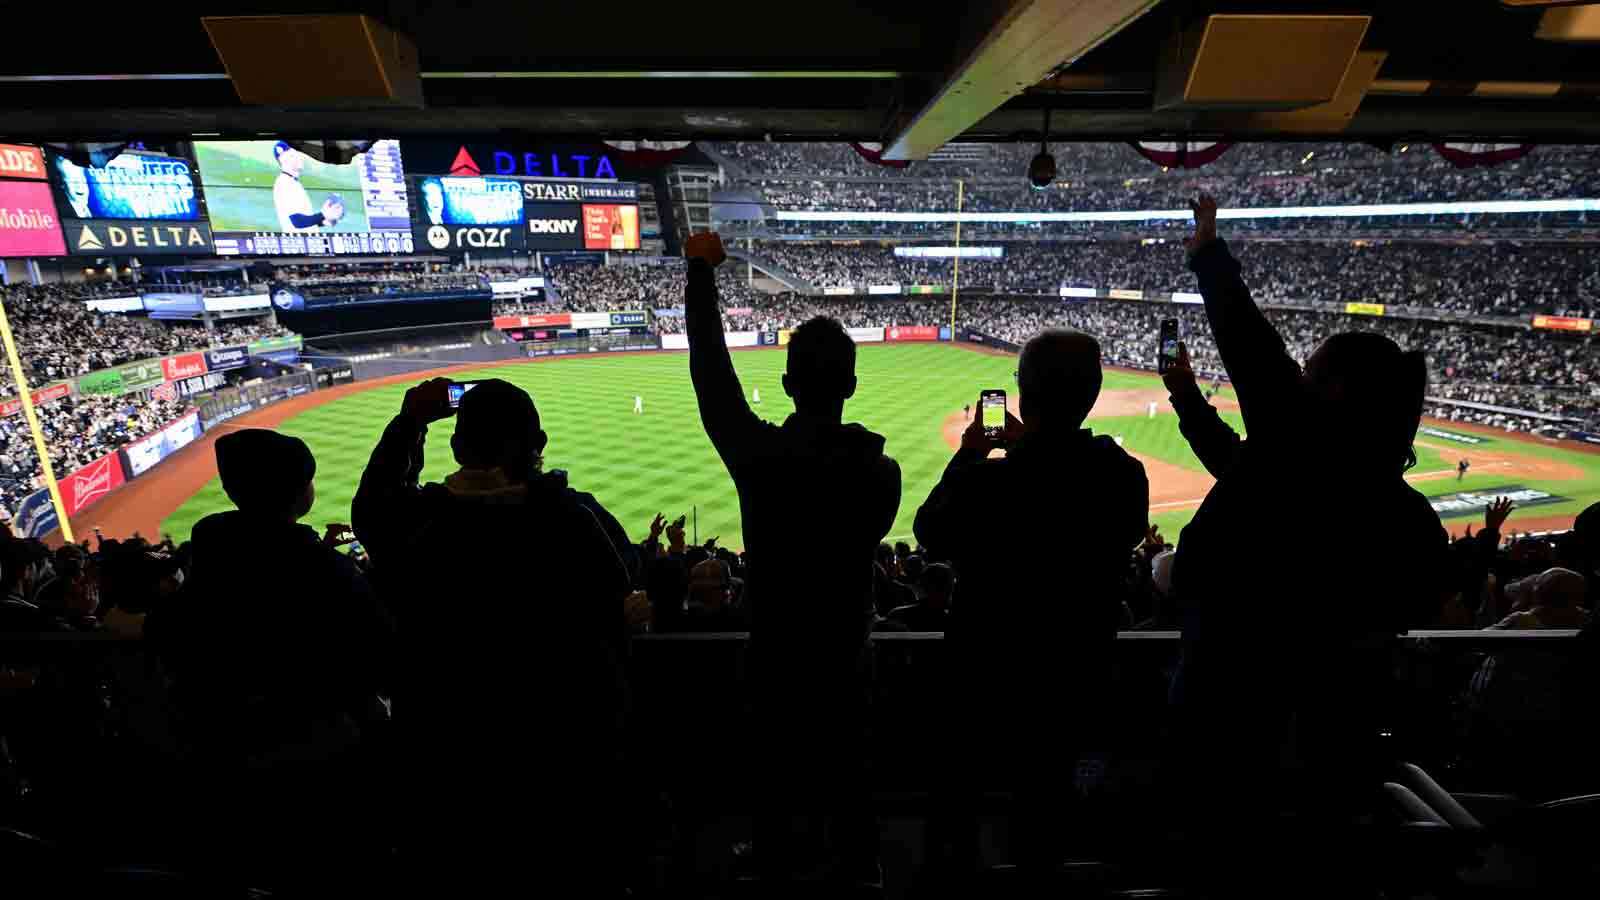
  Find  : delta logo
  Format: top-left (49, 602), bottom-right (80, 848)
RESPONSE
top-left (74, 223), bottom-right (210, 253)
top-left (449, 146), bottom-right (480, 176)
top-left (447, 145), bottom-right (618, 179)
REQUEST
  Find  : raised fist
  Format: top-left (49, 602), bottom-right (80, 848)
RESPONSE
top-left (684, 231), bottom-right (726, 267)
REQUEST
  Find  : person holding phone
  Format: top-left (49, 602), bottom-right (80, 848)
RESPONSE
top-left (913, 329), bottom-right (1148, 882)
top-left (351, 377), bottom-right (634, 891)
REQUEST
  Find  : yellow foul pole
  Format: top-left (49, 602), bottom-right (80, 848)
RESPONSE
top-left (0, 298), bottom-right (74, 543)
top-left (948, 178), bottom-right (964, 331)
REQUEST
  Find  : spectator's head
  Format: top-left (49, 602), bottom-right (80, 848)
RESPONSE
top-left (902, 554), bottom-right (926, 584)
top-left (1303, 331), bottom-right (1426, 473)
top-left (689, 557), bottom-right (733, 612)
top-left (919, 562), bottom-right (954, 608)
top-left (1018, 329), bottom-right (1102, 430)
top-left (1508, 567), bottom-right (1587, 613)
top-left (215, 429), bottom-right (317, 521)
top-left (875, 543), bottom-right (895, 575)
top-left (894, 541), bottom-right (911, 561)
top-left (450, 379), bottom-right (547, 481)
top-left (784, 316), bottom-right (856, 414)
top-left (1151, 549), bottom-right (1177, 598)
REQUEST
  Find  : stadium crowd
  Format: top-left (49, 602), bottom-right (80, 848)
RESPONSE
top-left (711, 140), bottom-right (1600, 213)
top-left (738, 240), bottom-right (1600, 318)
top-left (0, 283), bottom-right (291, 389)
top-left (1, 214), bottom-right (1595, 898)
top-left (0, 283), bottom-right (294, 516)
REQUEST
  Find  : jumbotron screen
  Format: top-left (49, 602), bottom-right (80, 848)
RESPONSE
top-left (194, 139), bottom-right (413, 257)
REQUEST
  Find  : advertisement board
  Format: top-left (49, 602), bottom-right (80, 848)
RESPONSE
top-left (12, 488), bottom-right (59, 539)
top-left (196, 139), bottom-right (412, 256)
top-left (1170, 291), bottom-right (1203, 305)
top-left (122, 411), bottom-right (203, 478)
top-left (847, 326), bottom-right (885, 343)
top-left (581, 203), bottom-right (640, 250)
top-left (494, 313), bottom-right (571, 329)
top-left (49, 150), bottom-right (200, 221)
top-left (894, 246), bottom-right (1002, 258)
top-left (247, 335), bottom-right (304, 356)
top-left (141, 292), bottom-right (204, 316)
top-left (905, 285), bottom-right (948, 295)
top-left (1531, 315), bottom-right (1592, 332)
top-left (77, 369), bottom-right (124, 396)
top-left (822, 286), bottom-right (855, 296)
top-left (119, 360), bottom-right (166, 391)
top-left (85, 296), bottom-right (144, 313)
top-left (660, 331), bottom-right (760, 350)
top-left (1059, 286), bottom-right (1097, 298)
top-left (204, 294), bottom-right (271, 312)
top-left (885, 325), bottom-right (941, 342)
top-left (204, 345), bottom-right (250, 371)
top-left (1108, 288), bottom-right (1144, 300)
top-left (1345, 302), bottom-right (1386, 316)
top-left (415, 174), bottom-right (526, 252)
top-left (58, 452), bottom-right (128, 516)
top-left (0, 144), bottom-right (47, 180)
top-left (523, 201), bottom-right (583, 251)
top-left (0, 181), bottom-right (66, 256)
top-left (48, 150), bottom-right (212, 254)
top-left (0, 383), bottom-right (71, 417)
top-left (162, 353), bottom-right (208, 381)
top-left (868, 284), bottom-right (902, 295)
top-left (64, 220), bottom-right (213, 255)
top-left (489, 276), bottom-right (546, 298)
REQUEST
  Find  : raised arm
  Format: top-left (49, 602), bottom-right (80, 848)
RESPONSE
top-left (683, 232), bottom-right (762, 461)
top-left (1185, 196), bottom-right (1302, 435)
top-left (1163, 341), bottom-right (1243, 479)
top-left (353, 378), bottom-right (448, 568)
top-left (914, 412), bottom-right (1013, 556)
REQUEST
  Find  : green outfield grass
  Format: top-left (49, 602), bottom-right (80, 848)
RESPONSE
top-left (161, 344), bottom-right (1600, 547)
top-left (191, 140), bottom-right (371, 233)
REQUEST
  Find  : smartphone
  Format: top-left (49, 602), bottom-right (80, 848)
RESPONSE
top-left (447, 381), bottom-right (480, 408)
top-left (980, 389), bottom-right (1007, 438)
top-left (1157, 318), bottom-right (1181, 374)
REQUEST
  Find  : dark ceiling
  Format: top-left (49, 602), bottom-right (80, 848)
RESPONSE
top-left (1, 1), bottom-right (1598, 142)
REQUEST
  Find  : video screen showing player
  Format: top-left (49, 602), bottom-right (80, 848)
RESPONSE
top-left (193, 139), bottom-right (409, 236)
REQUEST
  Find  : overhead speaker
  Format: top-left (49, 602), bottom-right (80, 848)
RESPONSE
top-left (203, 14), bottom-right (422, 107)
top-left (1155, 14), bottom-right (1371, 111)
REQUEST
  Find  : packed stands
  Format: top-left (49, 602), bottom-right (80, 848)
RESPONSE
top-left (0, 283), bottom-right (294, 516)
top-left (0, 284), bottom-right (290, 388)
top-left (743, 240), bottom-right (1600, 318)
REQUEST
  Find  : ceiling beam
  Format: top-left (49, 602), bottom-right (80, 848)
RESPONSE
top-left (881, 0), bottom-right (1162, 161)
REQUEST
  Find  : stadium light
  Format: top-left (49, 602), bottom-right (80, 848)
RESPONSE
top-left (772, 198), bottom-right (1600, 223)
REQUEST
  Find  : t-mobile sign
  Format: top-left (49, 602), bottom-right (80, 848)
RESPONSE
top-left (0, 181), bottom-right (66, 257)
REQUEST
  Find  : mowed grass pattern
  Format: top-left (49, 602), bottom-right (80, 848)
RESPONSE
top-left (161, 345), bottom-right (1600, 547)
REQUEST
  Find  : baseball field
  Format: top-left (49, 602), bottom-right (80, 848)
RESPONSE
top-left (85, 343), bottom-right (1600, 548)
